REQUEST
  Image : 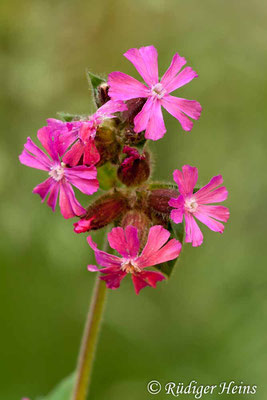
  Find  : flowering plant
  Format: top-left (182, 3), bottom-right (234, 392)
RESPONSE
top-left (19, 46), bottom-right (229, 400)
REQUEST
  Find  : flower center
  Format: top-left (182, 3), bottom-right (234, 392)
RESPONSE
top-left (49, 162), bottom-right (65, 182)
top-left (184, 197), bottom-right (198, 213)
top-left (121, 259), bottom-right (141, 274)
top-left (151, 83), bottom-right (166, 99)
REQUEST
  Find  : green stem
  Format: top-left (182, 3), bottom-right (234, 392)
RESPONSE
top-left (71, 255), bottom-right (108, 400)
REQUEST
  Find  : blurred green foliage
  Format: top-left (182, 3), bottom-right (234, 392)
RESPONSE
top-left (0, 0), bottom-right (267, 399)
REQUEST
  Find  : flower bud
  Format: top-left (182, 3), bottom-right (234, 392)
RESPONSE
top-left (95, 122), bottom-right (121, 166)
top-left (148, 188), bottom-right (179, 216)
top-left (74, 191), bottom-right (127, 233)
top-left (121, 210), bottom-right (152, 249)
top-left (117, 146), bottom-right (150, 187)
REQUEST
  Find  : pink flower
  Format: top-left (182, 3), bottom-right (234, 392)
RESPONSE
top-left (108, 45), bottom-right (202, 140)
top-left (169, 165), bottom-right (229, 247)
top-left (19, 126), bottom-right (99, 219)
top-left (87, 225), bottom-right (182, 294)
top-left (57, 100), bottom-right (127, 166)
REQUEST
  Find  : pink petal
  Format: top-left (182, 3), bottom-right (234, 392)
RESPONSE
top-left (133, 97), bottom-right (153, 133)
top-left (100, 270), bottom-right (127, 289)
top-left (73, 218), bottom-right (94, 233)
top-left (19, 149), bottom-right (49, 171)
top-left (107, 226), bottom-right (140, 258)
top-left (140, 271), bottom-right (166, 287)
top-left (97, 100), bottom-right (127, 116)
top-left (194, 211), bottom-right (225, 233)
top-left (108, 72), bottom-right (149, 101)
top-left (138, 238), bottom-right (181, 268)
top-left (37, 126), bottom-right (58, 161)
top-left (63, 141), bottom-right (84, 166)
top-left (124, 225), bottom-right (140, 258)
top-left (64, 165), bottom-right (99, 195)
top-left (46, 181), bottom-right (60, 211)
top-left (132, 270), bottom-right (165, 294)
top-left (161, 95), bottom-right (194, 131)
top-left (197, 205), bottom-right (230, 222)
top-left (160, 53), bottom-right (187, 89)
top-left (137, 225), bottom-right (178, 268)
top-left (83, 139), bottom-right (100, 166)
top-left (108, 227), bottom-right (129, 257)
top-left (165, 66), bottom-right (198, 93)
top-left (19, 137), bottom-right (51, 171)
top-left (87, 236), bottom-right (122, 268)
top-left (167, 97), bottom-right (202, 120)
top-left (131, 274), bottom-right (149, 294)
top-left (59, 181), bottom-right (85, 219)
top-left (87, 264), bottom-right (99, 272)
top-left (144, 99), bottom-right (166, 140)
top-left (184, 213), bottom-right (203, 247)
top-left (56, 129), bottom-right (78, 156)
top-left (170, 208), bottom-right (184, 224)
top-left (173, 165), bottom-right (198, 197)
top-left (33, 177), bottom-right (55, 201)
top-left (134, 97), bottom-right (166, 140)
top-left (194, 175), bottom-right (228, 204)
top-left (124, 46), bottom-right (159, 86)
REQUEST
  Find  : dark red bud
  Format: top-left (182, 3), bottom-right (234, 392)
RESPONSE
top-left (74, 192), bottom-right (127, 233)
top-left (148, 188), bottom-right (179, 215)
top-left (117, 146), bottom-right (150, 187)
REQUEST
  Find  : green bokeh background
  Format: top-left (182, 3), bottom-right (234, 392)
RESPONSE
top-left (1, 0), bottom-right (267, 399)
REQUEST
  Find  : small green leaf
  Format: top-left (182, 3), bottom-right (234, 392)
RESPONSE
top-left (57, 112), bottom-right (84, 122)
top-left (97, 162), bottom-right (118, 190)
top-left (154, 221), bottom-right (185, 277)
top-left (87, 70), bottom-right (106, 98)
top-left (171, 220), bottom-right (185, 244)
top-left (36, 373), bottom-right (75, 400)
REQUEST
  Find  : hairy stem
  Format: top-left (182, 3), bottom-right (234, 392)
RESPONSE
top-left (71, 243), bottom-right (108, 400)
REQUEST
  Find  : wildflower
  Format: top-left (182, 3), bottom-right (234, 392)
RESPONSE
top-left (87, 225), bottom-right (182, 294)
top-left (169, 165), bottom-right (229, 247)
top-left (57, 100), bottom-right (127, 166)
top-left (19, 127), bottom-right (99, 218)
top-left (108, 45), bottom-right (201, 140)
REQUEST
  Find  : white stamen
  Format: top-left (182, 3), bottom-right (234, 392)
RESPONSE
top-left (184, 197), bottom-right (198, 213)
top-left (121, 259), bottom-right (141, 274)
top-left (49, 162), bottom-right (65, 182)
top-left (151, 83), bottom-right (166, 99)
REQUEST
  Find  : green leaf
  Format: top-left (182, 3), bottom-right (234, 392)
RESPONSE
top-left (97, 162), bottom-right (118, 190)
top-left (87, 70), bottom-right (106, 99)
top-left (171, 220), bottom-right (185, 244)
top-left (154, 221), bottom-right (185, 277)
top-left (57, 112), bottom-right (84, 122)
top-left (36, 373), bottom-right (75, 400)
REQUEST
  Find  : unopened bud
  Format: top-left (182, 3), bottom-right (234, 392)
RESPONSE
top-left (74, 191), bottom-right (127, 233)
top-left (148, 188), bottom-right (179, 216)
top-left (117, 146), bottom-right (150, 187)
top-left (121, 210), bottom-right (152, 249)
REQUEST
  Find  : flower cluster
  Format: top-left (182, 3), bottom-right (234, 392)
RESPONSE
top-left (19, 45), bottom-right (229, 294)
